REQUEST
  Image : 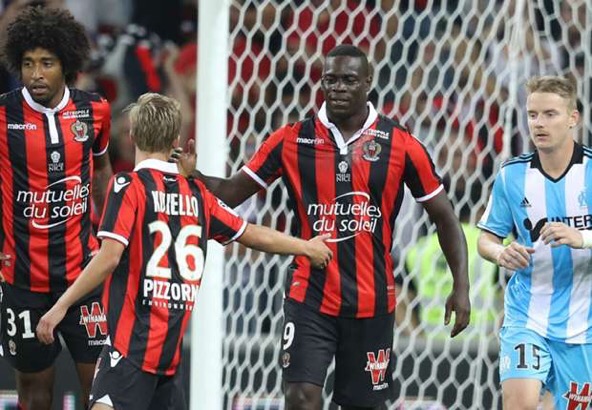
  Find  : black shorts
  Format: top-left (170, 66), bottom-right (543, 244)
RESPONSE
top-left (0, 283), bottom-right (107, 372)
top-left (89, 345), bottom-right (186, 410)
top-left (280, 298), bottom-right (396, 407)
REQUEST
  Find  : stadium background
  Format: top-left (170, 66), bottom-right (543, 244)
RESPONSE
top-left (0, 0), bottom-right (589, 409)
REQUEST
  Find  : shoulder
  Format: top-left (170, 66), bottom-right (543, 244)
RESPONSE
top-left (501, 152), bottom-right (534, 169)
top-left (377, 114), bottom-right (409, 134)
top-left (0, 89), bottom-right (23, 107)
top-left (69, 89), bottom-right (110, 113)
top-left (583, 145), bottom-right (592, 160)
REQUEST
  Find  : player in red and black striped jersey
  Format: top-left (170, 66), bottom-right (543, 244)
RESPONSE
top-left (183, 45), bottom-right (471, 408)
top-left (36, 93), bottom-right (332, 410)
top-left (0, 6), bottom-right (113, 410)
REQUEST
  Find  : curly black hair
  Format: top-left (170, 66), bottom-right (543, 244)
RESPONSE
top-left (2, 6), bottom-right (90, 85)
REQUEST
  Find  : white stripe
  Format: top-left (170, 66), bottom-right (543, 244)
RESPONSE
top-left (93, 142), bottom-right (109, 157)
top-left (46, 113), bottom-right (60, 144)
top-left (97, 231), bottom-right (129, 247)
top-left (525, 169), bottom-right (552, 337)
top-left (415, 184), bottom-right (444, 203)
top-left (220, 220), bottom-right (248, 245)
top-left (242, 166), bottom-right (268, 189)
top-left (565, 161), bottom-right (591, 342)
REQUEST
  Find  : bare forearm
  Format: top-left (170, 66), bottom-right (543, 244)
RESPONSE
top-left (238, 224), bottom-right (309, 257)
top-left (477, 232), bottom-right (505, 264)
top-left (55, 251), bottom-right (116, 311)
top-left (92, 163), bottom-right (113, 214)
top-left (192, 169), bottom-right (260, 208)
top-left (436, 217), bottom-right (469, 290)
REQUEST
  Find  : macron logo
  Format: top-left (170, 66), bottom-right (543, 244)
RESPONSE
top-left (109, 351), bottom-right (123, 367)
top-left (296, 137), bottom-right (324, 145)
top-left (113, 176), bottom-right (130, 193)
top-left (8, 123), bottom-right (37, 130)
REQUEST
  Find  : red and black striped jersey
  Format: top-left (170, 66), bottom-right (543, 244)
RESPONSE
top-left (0, 87), bottom-right (110, 293)
top-left (98, 159), bottom-right (247, 375)
top-left (244, 103), bottom-right (443, 318)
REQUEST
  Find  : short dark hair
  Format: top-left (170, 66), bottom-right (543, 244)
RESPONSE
top-left (326, 45), bottom-right (370, 76)
top-left (2, 6), bottom-right (90, 85)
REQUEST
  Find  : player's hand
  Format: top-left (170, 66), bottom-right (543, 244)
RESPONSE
top-left (540, 221), bottom-right (584, 248)
top-left (495, 241), bottom-right (535, 271)
top-left (305, 234), bottom-right (333, 269)
top-left (0, 252), bottom-right (11, 282)
top-left (444, 285), bottom-right (471, 338)
top-left (36, 304), bottom-right (68, 345)
top-left (174, 139), bottom-right (197, 178)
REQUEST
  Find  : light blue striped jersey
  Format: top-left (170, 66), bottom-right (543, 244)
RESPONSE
top-left (478, 143), bottom-right (592, 343)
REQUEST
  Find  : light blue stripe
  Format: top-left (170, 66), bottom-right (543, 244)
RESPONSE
top-left (546, 177), bottom-right (571, 339)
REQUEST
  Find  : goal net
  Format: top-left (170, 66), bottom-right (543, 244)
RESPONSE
top-left (218, 1), bottom-right (590, 409)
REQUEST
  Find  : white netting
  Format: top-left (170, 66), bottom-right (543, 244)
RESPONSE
top-left (218, 1), bottom-right (591, 409)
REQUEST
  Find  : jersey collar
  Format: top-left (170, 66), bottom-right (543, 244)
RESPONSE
top-left (318, 102), bottom-right (378, 155)
top-left (22, 86), bottom-right (70, 114)
top-left (134, 159), bottom-right (180, 174)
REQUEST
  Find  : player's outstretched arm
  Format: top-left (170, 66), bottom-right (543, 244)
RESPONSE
top-left (422, 191), bottom-right (470, 338)
top-left (36, 239), bottom-right (124, 344)
top-left (238, 224), bottom-right (333, 269)
top-left (175, 139), bottom-right (261, 207)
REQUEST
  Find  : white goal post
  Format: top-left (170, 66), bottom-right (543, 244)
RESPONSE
top-left (193, 1), bottom-right (591, 409)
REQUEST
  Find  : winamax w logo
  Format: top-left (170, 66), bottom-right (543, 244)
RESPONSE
top-left (365, 348), bottom-right (390, 390)
top-left (563, 381), bottom-right (592, 410)
top-left (79, 302), bottom-right (108, 338)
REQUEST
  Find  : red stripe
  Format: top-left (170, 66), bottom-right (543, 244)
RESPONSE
top-left (382, 130), bottom-right (406, 313)
top-left (316, 132), bottom-right (340, 315)
top-left (113, 178), bottom-right (145, 357)
top-left (60, 105), bottom-right (85, 286)
top-left (352, 132), bottom-right (375, 318)
top-left (23, 106), bottom-right (49, 292)
top-left (284, 125), bottom-right (311, 303)
top-left (0, 105), bottom-right (15, 285)
top-left (142, 175), bottom-right (170, 371)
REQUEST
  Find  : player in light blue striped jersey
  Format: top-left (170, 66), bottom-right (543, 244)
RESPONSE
top-left (478, 76), bottom-right (592, 410)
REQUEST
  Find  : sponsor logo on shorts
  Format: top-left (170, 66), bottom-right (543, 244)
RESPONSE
top-left (80, 302), bottom-right (108, 339)
top-left (281, 352), bottom-right (290, 368)
top-left (563, 381), bottom-right (592, 410)
top-left (8, 339), bottom-right (16, 356)
top-left (365, 348), bottom-right (390, 391)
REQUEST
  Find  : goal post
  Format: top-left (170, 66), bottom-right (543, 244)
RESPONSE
top-left (194, 1), bottom-right (591, 409)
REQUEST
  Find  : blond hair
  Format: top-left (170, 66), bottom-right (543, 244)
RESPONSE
top-left (126, 93), bottom-right (181, 153)
top-left (526, 76), bottom-right (578, 111)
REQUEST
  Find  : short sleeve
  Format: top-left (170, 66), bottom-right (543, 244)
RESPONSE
top-left (92, 98), bottom-right (111, 157)
top-left (204, 189), bottom-right (247, 245)
top-left (477, 169), bottom-right (514, 239)
top-left (242, 126), bottom-right (287, 189)
top-left (97, 173), bottom-right (137, 246)
top-left (403, 133), bottom-right (443, 201)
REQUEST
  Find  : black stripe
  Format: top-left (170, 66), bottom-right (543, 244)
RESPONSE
top-left (71, 93), bottom-right (96, 271)
top-left (296, 118), bottom-right (324, 310)
top-left (368, 118), bottom-right (393, 314)
top-left (7, 97), bottom-right (30, 288)
top-left (132, 170), bottom-right (158, 369)
top-left (48, 111), bottom-right (68, 292)
top-left (333, 128), bottom-right (357, 316)
top-left (158, 172), bottom-right (184, 371)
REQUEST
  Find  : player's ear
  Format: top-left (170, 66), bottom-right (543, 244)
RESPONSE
top-left (172, 135), bottom-right (181, 148)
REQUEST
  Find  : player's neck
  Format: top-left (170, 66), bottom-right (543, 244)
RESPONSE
top-left (538, 138), bottom-right (575, 178)
top-left (135, 148), bottom-right (170, 165)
